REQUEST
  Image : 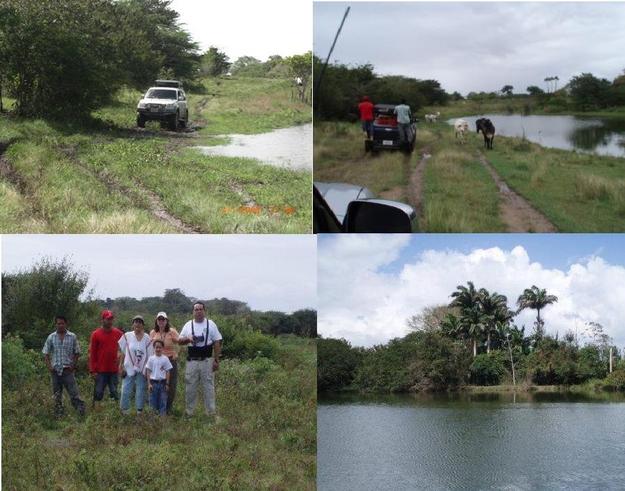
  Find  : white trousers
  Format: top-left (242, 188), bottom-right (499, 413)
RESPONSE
top-left (185, 358), bottom-right (215, 415)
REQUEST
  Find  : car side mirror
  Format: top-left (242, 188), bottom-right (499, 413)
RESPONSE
top-left (344, 199), bottom-right (416, 233)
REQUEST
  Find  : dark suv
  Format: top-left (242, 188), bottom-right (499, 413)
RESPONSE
top-left (366, 104), bottom-right (416, 153)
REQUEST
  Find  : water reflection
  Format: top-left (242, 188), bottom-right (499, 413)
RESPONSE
top-left (449, 114), bottom-right (625, 157)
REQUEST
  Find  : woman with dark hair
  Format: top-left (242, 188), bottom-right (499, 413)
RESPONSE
top-left (149, 312), bottom-right (179, 414)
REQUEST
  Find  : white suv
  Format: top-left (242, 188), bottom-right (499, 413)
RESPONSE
top-left (136, 80), bottom-right (188, 130)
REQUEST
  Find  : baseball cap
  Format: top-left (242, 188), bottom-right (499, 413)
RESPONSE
top-left (132, 315), bottom-right (144, 324)
top-left (101, 310), bottom-right (114, 320)
top-left (156, 311), bottom-right (168, 319)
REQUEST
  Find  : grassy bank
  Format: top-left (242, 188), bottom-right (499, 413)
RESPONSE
top-left (2, 337), bottom-right (316, 491)
top-left (314, 116), bottom-right (625, 231)
top-left (0, 77), bottom-right (311, 233)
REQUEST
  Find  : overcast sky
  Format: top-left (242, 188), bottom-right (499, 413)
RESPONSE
top-left (172, 0), bottom-right (311, 61)
top-left (318, 235), bottom-right (625, 348)
top-left (1, 235), bottom-right (316, 313)
top-left (314, 2), bottom-right (625, 95)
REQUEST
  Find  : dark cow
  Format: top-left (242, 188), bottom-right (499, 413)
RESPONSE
top-left (476, 118), bottom-right (495, 149)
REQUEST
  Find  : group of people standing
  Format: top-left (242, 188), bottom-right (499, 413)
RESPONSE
top-left (42, 302), bottom-right (222, 418)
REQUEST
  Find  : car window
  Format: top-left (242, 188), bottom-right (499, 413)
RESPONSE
top-left (146, 89), bottom-right (177, 99)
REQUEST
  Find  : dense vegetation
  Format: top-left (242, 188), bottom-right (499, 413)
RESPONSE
top-left (2, 258), bottom-right (316, 489)
top-left (318, 282), bottom-right (624, 393)
top-left (313, 58), bottom-right (625, 121)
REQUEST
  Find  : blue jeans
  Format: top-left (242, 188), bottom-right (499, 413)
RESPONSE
top-left (150, 380), bottom-right (167, 415)
top-left (94, 372), bottom-right (119, 401)
top-left (120, 372), bottom-right (147, 413)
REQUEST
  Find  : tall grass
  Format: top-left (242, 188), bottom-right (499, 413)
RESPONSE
top-left (0, 77), bottom-right (311, 233)
top-left (2, 337), bottom-right (316, 490)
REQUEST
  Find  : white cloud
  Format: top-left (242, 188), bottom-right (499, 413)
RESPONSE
top-left (318, 241), bottom-right (625, 348)
top-left (314, 2), bottom-right (625, 94)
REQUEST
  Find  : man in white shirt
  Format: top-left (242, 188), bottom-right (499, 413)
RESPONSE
top-left (393, 99), bottom-right (412, 146)
top-left (179, 302), bottom-right (223, 416)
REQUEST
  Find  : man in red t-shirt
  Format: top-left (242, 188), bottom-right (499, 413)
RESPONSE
top-left (358, 96), bottom-right (374, 139)
top-left (89, 310), bottom-right (123, 404)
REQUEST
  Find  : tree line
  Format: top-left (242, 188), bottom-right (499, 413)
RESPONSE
top-left (1, 258), bottom-right (316, 353)
top-left (313, 57), bottom-right (449, 120)
top-left (318, 281), bottom-right (625, 393)
top-left (0, 0), bottom-right (312, 116)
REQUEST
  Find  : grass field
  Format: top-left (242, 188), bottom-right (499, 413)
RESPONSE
top-left (314, 116), bottom-right (625, 232)
top-left (2, 336), bottom-right (316, 491)
top-left (0, 77), bottom-right (311, 233)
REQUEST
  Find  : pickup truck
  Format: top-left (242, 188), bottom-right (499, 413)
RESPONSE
top-left (366, 104), bottom-right (416, 154)
top-left (136, 80), bottom-right (189, 130)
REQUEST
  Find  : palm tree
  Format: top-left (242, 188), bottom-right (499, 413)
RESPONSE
top-left (478, 289), bottom-right (511, 354)
top-left (516, 285), bottom-right (558, 338)
top-left (450, 282), bottom-right (484, 357)
top-left (459, 306), bottom-right (485, 357)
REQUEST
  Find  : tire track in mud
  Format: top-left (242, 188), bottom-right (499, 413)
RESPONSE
top-left (59, 145), bottom-right (201, 234)
top-left (477, 152), bottom-right (557, 232)
top-left (0, 139), bottom-right (49, 227)
top-left (408, 147), bottom-right (431, 220)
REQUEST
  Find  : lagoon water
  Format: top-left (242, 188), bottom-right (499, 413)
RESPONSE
top-left (318, 392), bottom-right (625, 491)
top-left (449, 115), bottom-right (625, 158)
top-left (194, 123), bottom-right (312, 170)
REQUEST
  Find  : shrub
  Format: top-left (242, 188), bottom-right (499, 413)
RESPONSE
top-left (317, 338), bottom-right (362, 392)
top-left (604, 370), bottom-right (625, 392)
top-left (1, 334), bottom-right (43, 387)
top-left (470, 352), bottom-right (507, 385)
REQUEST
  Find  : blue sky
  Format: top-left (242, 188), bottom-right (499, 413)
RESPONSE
top-left (318, 235), bottom-right (625, 347)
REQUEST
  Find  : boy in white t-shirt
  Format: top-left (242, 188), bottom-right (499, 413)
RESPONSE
top-left (145, 340), bottom-right (173, 416)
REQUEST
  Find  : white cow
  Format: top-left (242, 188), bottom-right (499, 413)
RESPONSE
top-left (425, 111), bottom-right (440, 123)
top-left (454, 119), bottom-right (469, 143)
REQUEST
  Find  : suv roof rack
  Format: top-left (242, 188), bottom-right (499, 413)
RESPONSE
top-left (155, 80), bottom-right (182, 88)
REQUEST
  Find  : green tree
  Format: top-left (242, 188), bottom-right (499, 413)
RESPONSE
top-left (526, 85), bottom-right (545, 96)
top-left (286, 51), bottom-right (312, 103)
top-left (450, 281), bottom-right (484, 357)
top-left (478, 289), bottom-right (511, 353)
top-left (317, 338), bottom-right (362, 391)
top-left (501, 85), bottom-right (514, 97)
top-left (569, 73), bottom-right (613, 110)
top-left (200, 46), bottom-right (231, 77)
top-left (1, 258), bottom-right (95, 349)
top-left (516, 285), bottom-right (558, 339)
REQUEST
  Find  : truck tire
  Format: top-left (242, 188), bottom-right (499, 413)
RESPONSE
top-left (169, 113), bottom-right (178, 131)
top-left (137, 115), bottom-right (146, 128)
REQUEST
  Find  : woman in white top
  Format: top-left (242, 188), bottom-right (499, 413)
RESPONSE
top-left (118, 315), bottom-right (152, 414)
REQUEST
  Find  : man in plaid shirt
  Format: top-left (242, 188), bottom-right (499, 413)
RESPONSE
top-left (42, 316), bottom-right (85, 417)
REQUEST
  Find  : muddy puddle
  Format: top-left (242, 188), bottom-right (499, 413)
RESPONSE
top-left (194, 123), bottom-right (312, 170)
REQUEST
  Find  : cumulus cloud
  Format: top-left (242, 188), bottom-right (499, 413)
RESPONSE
top-left (318, 239), bottom-right (625, 348)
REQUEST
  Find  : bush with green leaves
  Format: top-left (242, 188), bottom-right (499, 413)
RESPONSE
top-left (317, 338), bottom-right (362, 392)
top-left (1, 335), bottom-right (44, 387)
top-left (2, 257), bottom-right (97, 349)
top-left (603, 369), bottom-right (625, 392)
top-left (470, 352), bottom-right (508, 385)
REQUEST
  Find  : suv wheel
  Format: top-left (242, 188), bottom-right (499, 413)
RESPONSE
top-left (169, 112), bottom-right (178, 131)
top-left (137, 115), bottom-right (146, 128)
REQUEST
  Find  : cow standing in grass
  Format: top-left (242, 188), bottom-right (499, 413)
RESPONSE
top-left (476, 118), bottom-right (496, 149)
top-left (454, 119), bottom-right (469, 144)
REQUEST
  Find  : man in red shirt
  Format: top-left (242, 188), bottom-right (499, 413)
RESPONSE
top-left (358, 95), bottom-right (374, 139)
top-left (89, 310), bottom-right (123, 404)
